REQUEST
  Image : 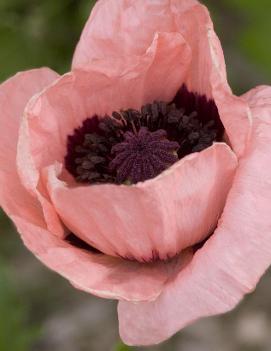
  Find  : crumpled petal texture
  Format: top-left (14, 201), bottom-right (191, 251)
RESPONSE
top-left (0, 68), bottom-right (59, 226)
top-left (15, 215), bottom-right (180, 302)
top-left (118, 86), bottom-right (271, 345)
top-left (0, 69), bottom-right (188, 302)
top-left (17, 31), bottom-right (218, 262)
top-left (45, 143), bottom-right (237, 262)
top-left (17, 57), bottom-right (237, 263)
top-left (73, 0), bottom-right (251, 157)
top-left (18, 31), bottom-right (191, 187)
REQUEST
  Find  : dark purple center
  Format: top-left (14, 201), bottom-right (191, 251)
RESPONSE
top-left (110, 127), bottom-right (179, 184)
top-left (65, 85), bottom-right (224, 185)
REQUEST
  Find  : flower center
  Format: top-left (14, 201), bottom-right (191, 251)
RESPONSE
top-left (110, 127), bottom-right (179, 184)
top-left (65, 85), bottom-right (224, 185)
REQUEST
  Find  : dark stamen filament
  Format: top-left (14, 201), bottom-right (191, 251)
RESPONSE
top-left (65, 85), bottom-right (224, 185)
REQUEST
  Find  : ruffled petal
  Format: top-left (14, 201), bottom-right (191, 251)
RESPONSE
top-left (72, 0), bottom-right (251, 157)
top-left (14, 215), bottom-right (188, 302)
top-left (45, 143), bottom-right (237, 262)
top-left (0, 68), bottom-right (59, 227)
top-left (0, 66), bottom-right (176, 301)
top-left (17, 33), bottom-right (191, 200)
top-left (118, 85), bottom-right (271, 346)
top-left (72, 0), bottom-right (178, 67)
top-left (205, 28), bottom-right (251, 157)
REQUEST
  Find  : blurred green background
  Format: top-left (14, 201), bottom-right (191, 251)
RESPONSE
top-left (0, 1), bottom-right (270, 350)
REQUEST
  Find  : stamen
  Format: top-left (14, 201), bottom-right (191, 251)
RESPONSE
top-left (65, 85), bottom-right (224, 185)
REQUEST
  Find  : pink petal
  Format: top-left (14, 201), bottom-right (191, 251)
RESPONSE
top-left (72, 0), bottom-right (251, 157)
top-left (72, 0), bottom-right (178, 66)
top-left (205, 29), bottom-right (251, 158)
top-left (118, 85), bottom-right (271, 346)
top-left (45, 143), bottom-right (237, 262)
top-left (0, 69), bottom-right (176, 301)
top-left (0, 68), bottom-right (58, 227)
top-left (0, 66), bottom-right (180, 301)
top-left (17, 33), bottom-right (190, 194)
top-left (14, 215), bottom-right (186, 301)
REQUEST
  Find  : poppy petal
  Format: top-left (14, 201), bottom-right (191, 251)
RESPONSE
top-left (117, 85), bottom-right (271, 346)
top-left (0, 68), bottom-right (59, 227)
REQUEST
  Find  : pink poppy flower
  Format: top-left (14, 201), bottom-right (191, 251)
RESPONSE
top-left (0, 0), bottom-right (271, 346)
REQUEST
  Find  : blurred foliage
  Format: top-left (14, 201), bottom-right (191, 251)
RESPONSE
top-left (204, 0), bottom-right (271, 93)
top-left (0, 263), bottom-right (39, 351)
top-left (222, 0), bottom-right (271, 78)
top-left (0, 0), bottom-right (96, 80)
top-left (115, 342), bottom-right (134, 351)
